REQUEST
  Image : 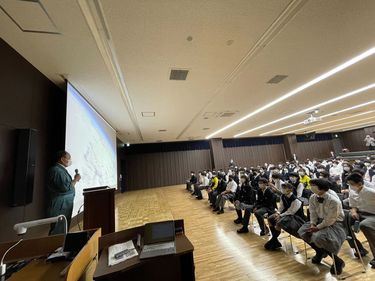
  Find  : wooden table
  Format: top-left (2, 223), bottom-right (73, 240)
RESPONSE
top-left (94, 220), bottom-right (195, 281)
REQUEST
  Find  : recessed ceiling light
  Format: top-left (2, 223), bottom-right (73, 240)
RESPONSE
top-left (206, 46), bottom-right (375, 139)
top-left (262, 100), bottom-right (375, 136)
top-left (187, 36), bottom-right (193, 42)
top-left (235, 83), bottom-right (375, 137)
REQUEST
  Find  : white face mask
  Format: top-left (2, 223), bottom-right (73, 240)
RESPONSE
top-left (290, 177), bottom-right (297, 183)
top-left (298, 172), bottom-right (304, 176)
top-left (66, 159), bottom-right (72, 167)
top-left (310, 185), bottom-right (320, 195)
top-left (349, 184), bottom-right (360, 193)
top-left (343, 167), bottom-right (350, 171)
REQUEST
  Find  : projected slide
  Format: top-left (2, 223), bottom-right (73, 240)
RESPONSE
top-left (66, 83), bottom-right (117, 216)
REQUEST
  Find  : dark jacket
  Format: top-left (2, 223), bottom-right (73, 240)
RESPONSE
top-left (189, 175), bottom-right (198, 184)
top-left (255, 187), bottom-right (276, 209)
top-left (235, 183), bottom-right (256, 205)
top-left (216, 180), bottom-right (227, 193)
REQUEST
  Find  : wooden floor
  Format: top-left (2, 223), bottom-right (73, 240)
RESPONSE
top-left (114, 185), bottom-right (375, 281)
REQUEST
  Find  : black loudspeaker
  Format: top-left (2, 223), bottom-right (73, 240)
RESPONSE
top-left (12, 128), bottom-right (37, 206)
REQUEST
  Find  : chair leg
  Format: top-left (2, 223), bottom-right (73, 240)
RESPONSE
top-left (304, 242), bottom-right (308, 263)
top-left (289, 235), bottom-right (298, 255)
top-left (331, 253), bottom-right (339, 278)
top-left (351, 237), bottom-right (367, 273)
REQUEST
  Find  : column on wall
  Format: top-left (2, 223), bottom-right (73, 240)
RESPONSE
top-left (209, 138), bottom-right (226, 170)
top-left (283, 134), bottom-right (297, 161)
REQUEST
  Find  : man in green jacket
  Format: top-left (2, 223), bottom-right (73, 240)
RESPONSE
top-left (47, 151), bottom-right (81, 235)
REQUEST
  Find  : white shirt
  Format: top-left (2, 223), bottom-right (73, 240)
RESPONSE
top-left (278, 193), bottom-right (302, 217)
top-left (349, 186), bottom-right (375, 215)
top-left (329, 165), bottom-right (343, 177)
top-left (226, 180), bottom-right (238, 193)
top-left (200, 176), bottom-right (210, 187)
top-left (309, 193), bottom-right (344, 230)
top-left (364, 136), bottom-right (375, 146)
top-left (274, 179), bottom-right (285, 193)
top-left (296, 182), bottom-right (305, 198)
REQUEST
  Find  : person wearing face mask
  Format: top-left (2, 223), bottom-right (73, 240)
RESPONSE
top-left (298, 179), bottom-right (346, 275)
top-left (269, 173), bottom-right (284, 195)
top-left (214, 175), bottom-right (238, 214)
top-left (234, 175), bottom-right (257, 226)
top-left (330, 160), bottom-right (343, 178)
top-left (347, 173), bottom-right (375, 267)
top-left (319, 171), bottom-right (341, 194)
top-left (237, 178), bottom-right (276, 235)
top-left (194, 172), bottom-right (210, 200)
top-left (207, 172), bottom-right (219, 206)
top-left (264, 183), bottom-right (305, 250)
top-left (209, 173), bottom-right (227, 208)
top-left (47, 151), bottom-right (81, 235)
top-left (341, 163), bottom-right (353, 191)
top-left (288, 172), bottom-right (305, 200)
top-left (298, 168), bottom-right (313, 203)
top-left (186, 171), bottom-right (197, 192)
top-left (364, 134), bottom-right (375, 150)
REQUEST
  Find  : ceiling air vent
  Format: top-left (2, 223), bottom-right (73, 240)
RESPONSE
top-left (170, 69), bottom-right (189, 80)
top-left (267, 75), bottom-right (288, 84)
top-left (141, 112), bottom-right (155, 117)
top-left (219, 111), bottom-right (236, 118)
top-left (158, 129), bottom-right (167, 132)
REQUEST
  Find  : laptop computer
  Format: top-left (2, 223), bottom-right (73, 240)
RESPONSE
top-left (139, 221), bottom-right (176, 259)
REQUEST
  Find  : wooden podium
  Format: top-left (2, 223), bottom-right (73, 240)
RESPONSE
top-left (83, 187), bottom-right (115, 235)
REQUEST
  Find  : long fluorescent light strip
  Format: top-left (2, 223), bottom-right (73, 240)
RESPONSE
top-left (262, 100), bottom-right (375, 135)
top-left (206, 46), bottom-right (375, 139)
top-left (333, 121), bottom-right (375, 133)
top-left (235, 83), bottom-right (375, 137)
top-left (290, 110), bottom-right (375, 134)
top-left (305, 115), bottom-right (375, 133)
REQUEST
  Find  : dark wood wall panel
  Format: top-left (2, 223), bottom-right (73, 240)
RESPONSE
top-left (123, 149), bottom-right (212, 190)
top-left (340, 125), bottom-right (375, 152)
top-left (0, 39), bottom-right (65, 242)
top-left (223, 144), bottom-right (286, 167)
top-left (295, 140), bottom-right (333, 161)
top-left (209, 138), bottom-right (226, 170)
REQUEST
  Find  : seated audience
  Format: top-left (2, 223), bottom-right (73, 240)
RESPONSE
top-left (347, 173), bottom-right (375, 267)
top-left (194, 172), bottom-right (210, 200)
top-left (234, 174), bottom-right (257, 225)
top-left (298, 179), bottom-right (346, 275)
top-left (265, 183), bottom-right (305, 250)
top-left (209, 173), bottom-right (226, 208)
top-left (207, 172), bottom-right (219, 204)
top-left (214, 175), bottom-right (238, 214)
top-left (237, 178), bottom-right (276, 235)
top-left (186, 171), bottom-right (197, 192)
top-left (318, 170), bottom-right (341, 194)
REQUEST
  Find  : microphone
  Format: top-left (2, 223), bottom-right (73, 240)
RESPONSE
top-left (75, 169), bottom-right (79, 175)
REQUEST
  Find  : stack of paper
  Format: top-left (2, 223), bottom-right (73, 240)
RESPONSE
top-left (108, 240), bottom-right (138, 266)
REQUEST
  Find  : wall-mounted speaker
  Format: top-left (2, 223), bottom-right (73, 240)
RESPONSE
top-left (12, 128), bottom-right (37, 206)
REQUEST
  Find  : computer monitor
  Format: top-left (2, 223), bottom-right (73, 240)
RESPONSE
top-left (144, 221), bottom-right (175, 245)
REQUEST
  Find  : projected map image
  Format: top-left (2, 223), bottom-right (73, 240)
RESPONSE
top-left (66, 83), bottom-right (117, 216)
